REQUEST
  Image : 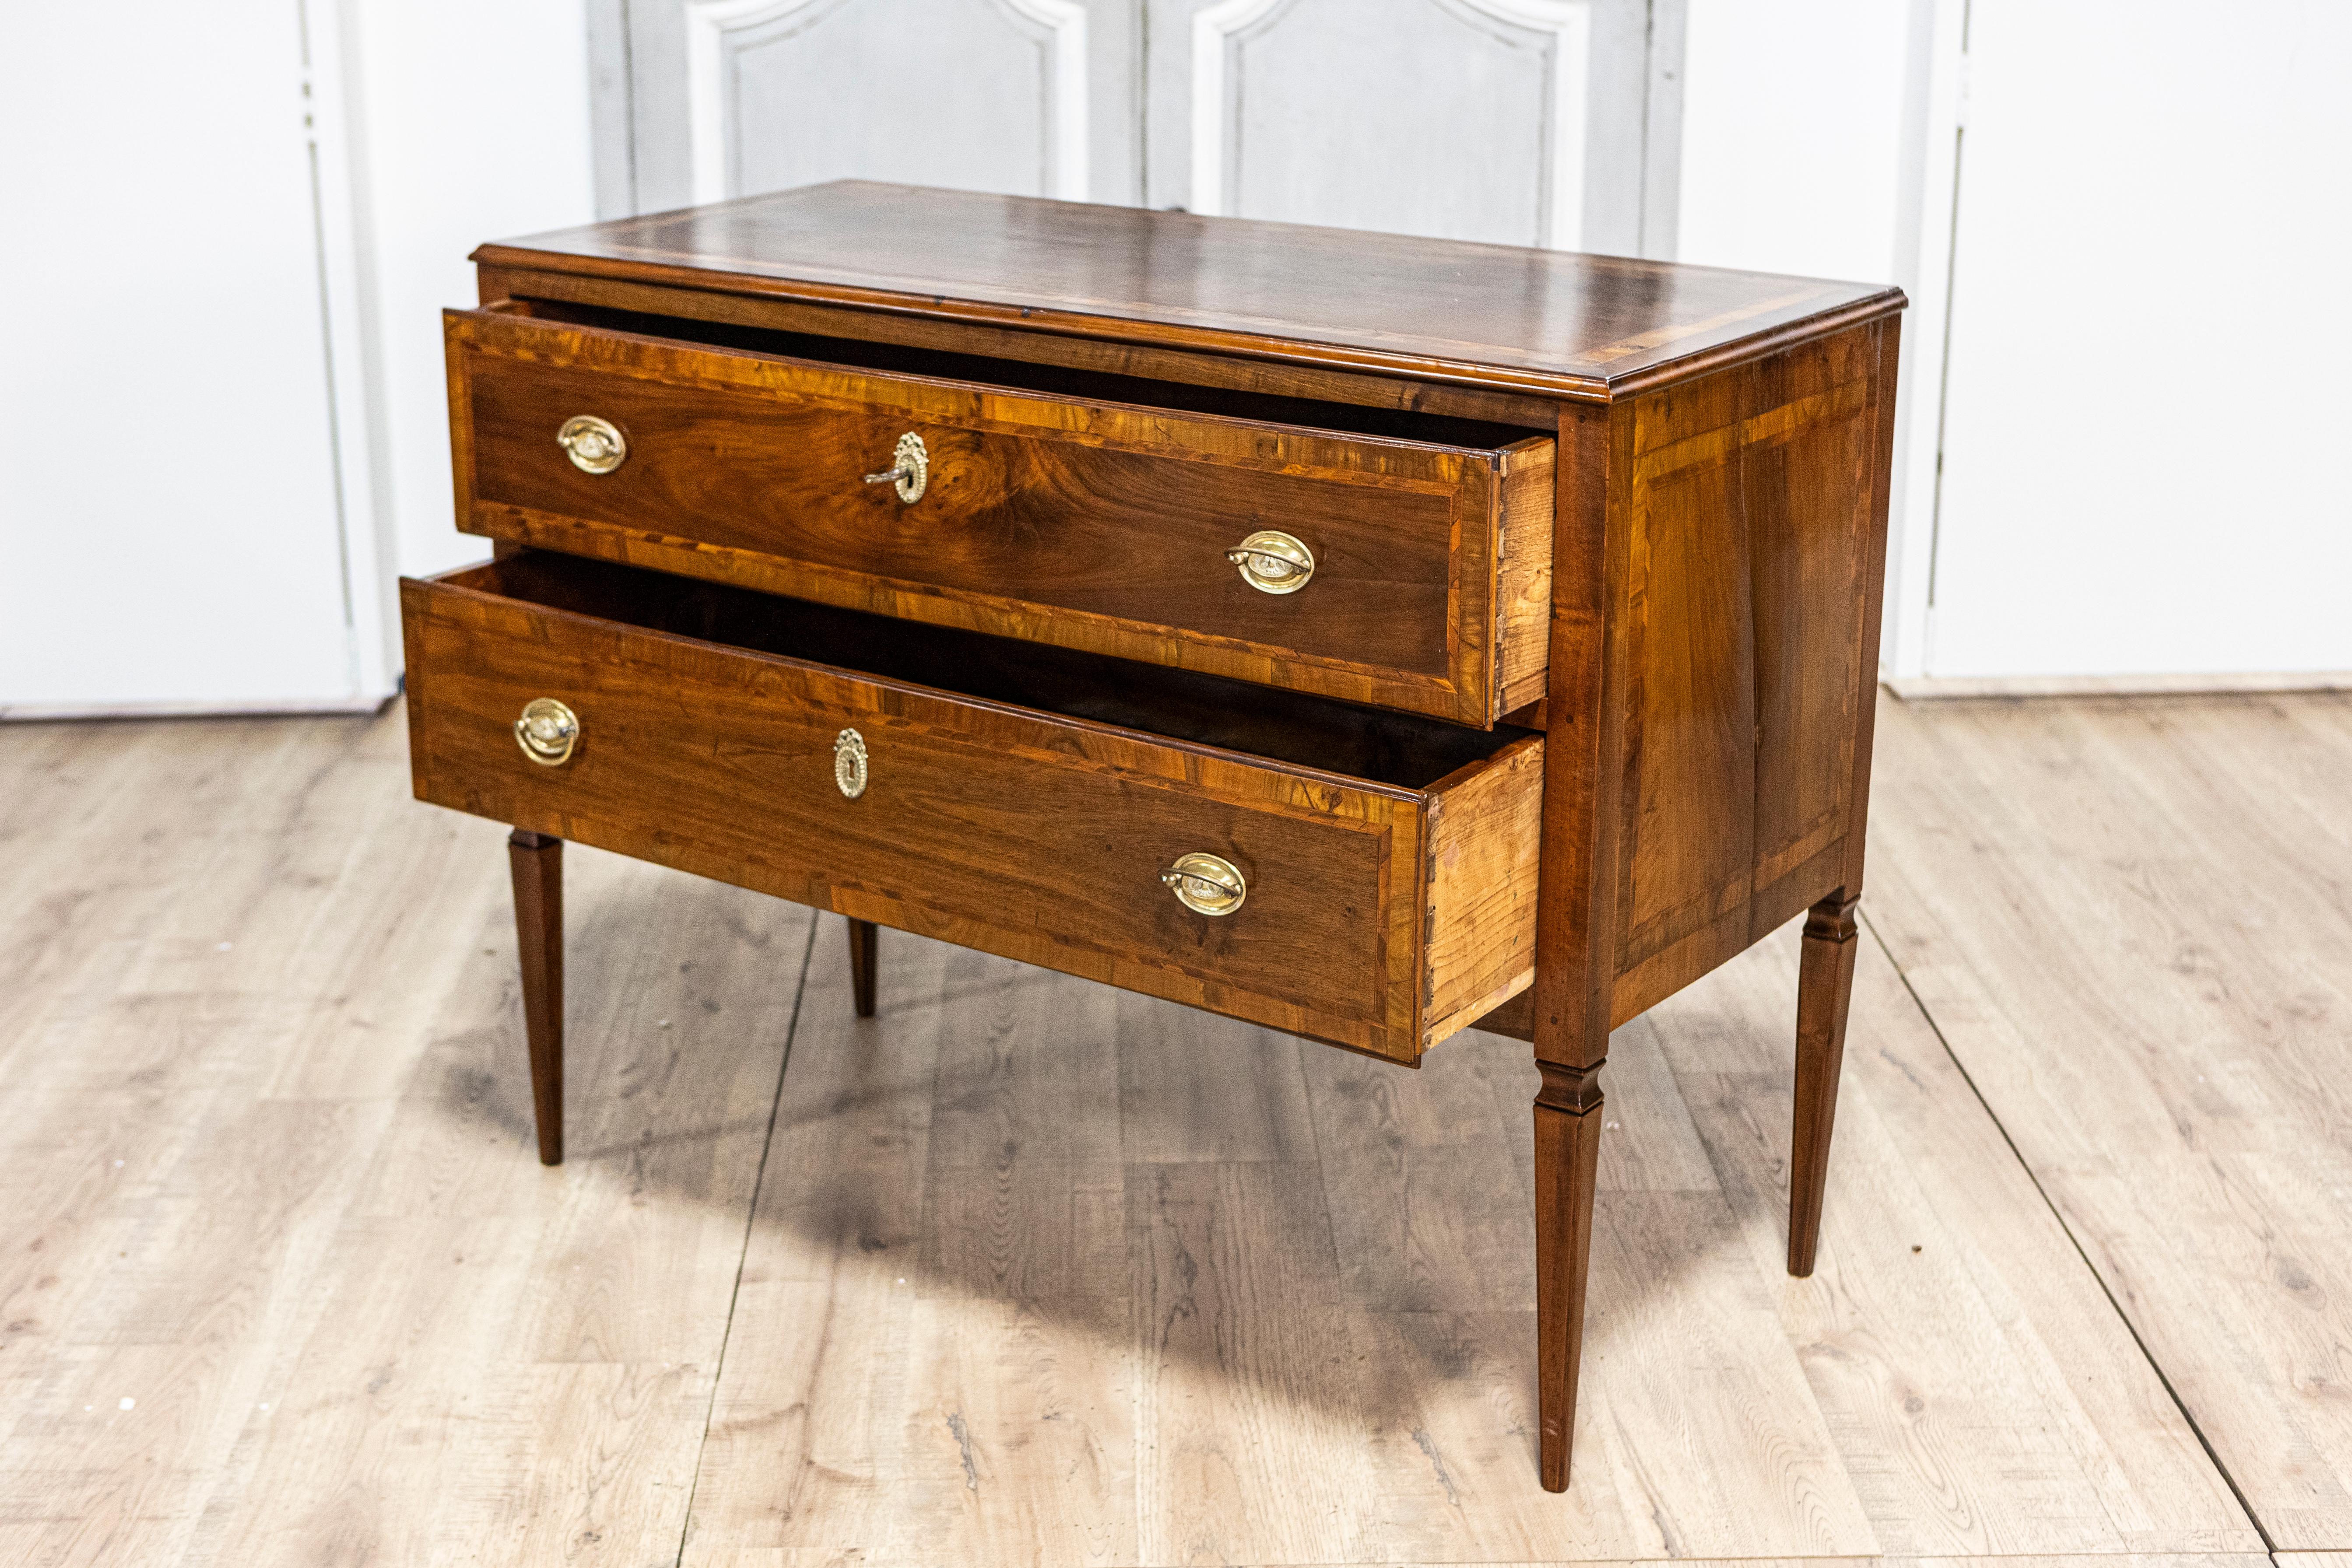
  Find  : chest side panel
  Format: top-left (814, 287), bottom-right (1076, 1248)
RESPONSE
top-left (1606, 319), bottom-right (1897, 1024)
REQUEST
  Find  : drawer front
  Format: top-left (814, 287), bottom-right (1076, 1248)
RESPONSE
top-left (446, 308), bottom-right (1552, 726)
top-left (401, 562), bottom-right (1543, 1063)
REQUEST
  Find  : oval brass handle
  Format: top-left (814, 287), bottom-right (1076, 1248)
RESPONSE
top-left (862, 431), bottom-right (929, 502)
top-left (514, 698), bottom-right (580, 767)
top-left (1161, 852), bottom-right (1247, 916)
top-left (557, 415), bottom-right (626, 474)
top-left (1225, 530), bottom-right (1314, 594)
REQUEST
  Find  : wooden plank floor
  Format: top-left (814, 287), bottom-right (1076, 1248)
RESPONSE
top-left (1864, 695), bottom-right (2352, 1552)
top-left (0, 691), bottom-right (2338, 1566)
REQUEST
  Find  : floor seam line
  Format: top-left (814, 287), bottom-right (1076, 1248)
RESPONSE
top-left (670, 910), bottom-right (819, 1568)
top-left (1858, 903), bottom-right (2279, 1556)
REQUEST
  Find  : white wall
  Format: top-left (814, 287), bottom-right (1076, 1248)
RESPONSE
top-left (337, 0), bottom-right (600, 601)
top-left (0, 0), bottom-right (594, 717)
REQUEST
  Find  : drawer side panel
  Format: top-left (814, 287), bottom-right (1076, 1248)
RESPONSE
top-left (1420, 733), bottom-right (1546, 1049)
top-left (1494, 438), bottom-right (1557, 719)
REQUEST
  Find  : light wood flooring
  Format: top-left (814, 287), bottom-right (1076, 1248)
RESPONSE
top-left (0, 690), bottom-right (2344, 1567)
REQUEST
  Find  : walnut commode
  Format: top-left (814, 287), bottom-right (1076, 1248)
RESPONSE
top-left (400, 181), bottom-right (1904, 1493)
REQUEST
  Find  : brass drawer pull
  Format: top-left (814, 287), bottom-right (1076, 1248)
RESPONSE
top-left (833, 728), bottom-right (869, 799)
top-left (514, 698), bottom-right (580, 766)
top-left (556, 415), bottom-right (626, 474)
top-left (862, 431), bottom-right (929, 502)
top-left (1225, 530), bottom-right (1314, 594)
top-left (1161, 852), bottom-right (1246, 916)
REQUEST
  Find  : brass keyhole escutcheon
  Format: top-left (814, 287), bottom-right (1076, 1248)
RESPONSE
top-left (557, 415), bottom-right (627, 474)
top-left (833, 728), bottom-right (869, 799)
top-left (862, 431), bottom-right (929, 503)
top-left (514, 698), bottom-right (580, 767)
top-left (1161, 852), bottom-right (1246, 916)
top-left (1225, 530), bottom-right (1315, 594)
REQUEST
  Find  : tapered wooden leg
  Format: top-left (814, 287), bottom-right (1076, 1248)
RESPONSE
top-left (508, 829), bottom-right (564, 1166)
top-left (846, 917), bottom-right (878, 1018)
top-left (1789, 891), bottom-right (1860, 1276)
top-left (1534, 1060), bottom-right (1605, 1492)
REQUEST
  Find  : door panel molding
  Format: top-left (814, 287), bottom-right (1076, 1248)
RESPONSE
top-left (681, 0), bottom-right (1088, 203)
top-left (1190, 0), bottom-right (1594, 249)
top-left (1185, 0), bottom-right (1282, 221)
top-left (1166, 0), bottom-right (1675, 256)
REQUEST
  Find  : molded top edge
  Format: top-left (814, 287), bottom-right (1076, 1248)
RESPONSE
top-left (477, 181), bottom-right (1906, 401)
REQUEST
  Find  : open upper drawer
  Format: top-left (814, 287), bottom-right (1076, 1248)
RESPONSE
top-left (444, 302), bottom-right (1554, 727)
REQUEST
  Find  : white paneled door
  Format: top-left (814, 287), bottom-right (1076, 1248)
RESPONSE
top-left (595, 0), bottom-right (1682, 253)
top-left (1151, 0), bottom-right (1677, 254)
top-left (1903, 0), bottom-right (2352, 684)
top-left (610, 0), bottom-right (1144, 210)
top-left (0, 1), bottom-right (391, 716)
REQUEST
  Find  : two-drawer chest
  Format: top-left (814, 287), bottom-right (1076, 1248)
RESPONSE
top-left (399, 180), bottom-right (1905, 1492)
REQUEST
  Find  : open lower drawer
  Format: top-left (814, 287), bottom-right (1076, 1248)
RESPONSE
top-left (400, 553), bottom-right (1543, 1063)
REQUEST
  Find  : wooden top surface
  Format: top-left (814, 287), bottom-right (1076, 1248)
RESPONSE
top-left (475, 181), bottom-right (1904, 402)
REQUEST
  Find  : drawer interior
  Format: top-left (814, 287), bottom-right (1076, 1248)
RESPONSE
top-left (501, 297), bottom-right (1552, 450)
top-left (463, 551), bottom-right (1534, 792)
